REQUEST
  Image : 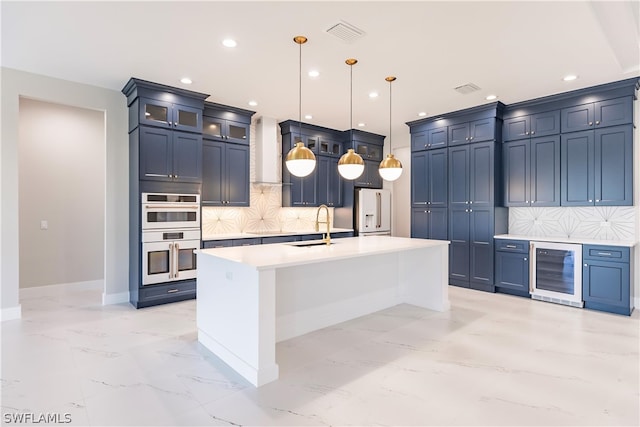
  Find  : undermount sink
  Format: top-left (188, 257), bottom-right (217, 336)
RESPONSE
top-left (288, 241), bottom-right (335, 247)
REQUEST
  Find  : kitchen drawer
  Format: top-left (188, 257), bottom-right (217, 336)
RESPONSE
top-left (495, 239), bottom-right (529, 253)
top-left (261, 235), bottom-right (299, 244)
top-left (202, 240), bottom-right (233, 249)
top-left (139, 281), bottom-right (196, 300)
top-left (583, 245), bottom-right (629, 263)
top-left (232, 238), bottom-right (261, 246)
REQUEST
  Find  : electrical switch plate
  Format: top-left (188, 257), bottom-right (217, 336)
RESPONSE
top-left (40, 220), bottom-right (48, 230)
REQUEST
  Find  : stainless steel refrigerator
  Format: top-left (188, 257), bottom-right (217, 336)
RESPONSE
top-left (355, 189), bottom-right (391, 236)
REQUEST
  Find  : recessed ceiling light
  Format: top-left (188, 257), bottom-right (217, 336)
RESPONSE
top-left (180, 77), bottom-right (192, 85)
top-left (563, 74), bottom-right (578, 81)
top-left (308, 70), bottom-right (320, 78)
top-left (222, 39), bottom-right (237, 48)
top-left (368, 92), bottom-right (379, 99)
top-left (358, 122), bottom-right (365, 127)
top-left (418, 112), bottom-right (427, 117)
top-left (485, 94), bottom-right (497, 100)
top-left (304, 114), bottom-right (313, 120)
top-left (248, 100), bottom-right (258, 107)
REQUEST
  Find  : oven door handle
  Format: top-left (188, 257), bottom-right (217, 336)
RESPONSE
top-left (174, 243), bottom-right (180, 278)
top-left (145, 205), bottom-right (199, 209)
top-left (168, 243), bottom-right (175, 280)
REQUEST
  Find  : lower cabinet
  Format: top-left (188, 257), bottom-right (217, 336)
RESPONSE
top-left (583, 245), bottom-right (633, 315)
top-left (202, 231), bottom-right (354, 249)
top-left (136, 280), bottom-right (196, 308)
top-left (449, 207), bottom-right (498, 292)
top-left (495, 239), bottom-right (530, 297)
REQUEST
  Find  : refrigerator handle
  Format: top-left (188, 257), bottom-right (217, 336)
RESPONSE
top-left (376, 192), bottom-right (381, 228)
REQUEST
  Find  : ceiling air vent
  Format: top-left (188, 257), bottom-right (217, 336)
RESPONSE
top-left (454, 83), bottom-right (481, 95)
top-left (326, 20), bottom-right (365, 43)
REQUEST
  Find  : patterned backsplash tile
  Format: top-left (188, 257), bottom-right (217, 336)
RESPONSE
top-left (509, 207), bottom-right (636, 241)
top-left (202, 183), bottom-right (332, 235)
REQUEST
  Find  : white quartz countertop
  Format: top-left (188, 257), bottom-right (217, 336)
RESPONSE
top-left (202, 228), bottom-right (354, 241)
top-left (198, 236), bottom-right (450, 270)
top-left (494, 234), bottom-right (637, 248)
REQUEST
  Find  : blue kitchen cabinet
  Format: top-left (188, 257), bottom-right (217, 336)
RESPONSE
top-left (411, 126), bottom-right (448, 151)
top-left (583, 245), bottom-right (633, 315)
top-left (503, 135), bottom-right (560, 207)
top-left (448, 141), bottom-right (499, 291)
top-left (353, 160), bottom-right (383, 189)
top-left (561, 96), bottom-right (633, 133)
top-left (202, 102), bottom-right (254, 145)
top-left (411, 207), bottom-right (447, 240)
top-left (202, 140), bottom-right (250, 206)
top-left (495, 239), bottom-right (530, 297)
top-left (448, 118), bottom-right (495, 146)
top-left (503, 110), bottom-right (560, 141)
top-left (139, 126), bottom-right (202, 183)
top-left (138, 97), bottom-right (203, 133)
top-left (411, 148), bottom-right (447, 207)
top-left (280, 121), bottom-right (348, 205)
top-left (561, 125), bottom-right (632, 206)
top-left (317, 155), bottom-right (343, 207)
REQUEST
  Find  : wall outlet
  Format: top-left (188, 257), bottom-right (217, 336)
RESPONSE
top-left (40, 220), bottom-right (48, 230)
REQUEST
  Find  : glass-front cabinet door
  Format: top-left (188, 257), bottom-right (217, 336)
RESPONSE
top-left (173, 105), bottom-right (201, 132)
top-left (319, 138), bottom-right (342, 157)
top-left (203, 116), bottom-right (224, 139)
top-left (140, 98), bottom-right (172, 128)
top-left (292, 134), bottom-right (318, 153)
top-left (226, 120), bottom-right (250, 144)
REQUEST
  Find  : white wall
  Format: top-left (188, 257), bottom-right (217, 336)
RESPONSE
top-left (18, 98), bottom-right (105, 288)
top-left (1, 68), bottom-right (129, 320)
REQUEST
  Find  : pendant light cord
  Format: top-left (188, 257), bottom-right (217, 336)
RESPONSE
top-left (388, 78), bottom-right (392, 153)
top-left (299, 39), bottom-right (302, 137)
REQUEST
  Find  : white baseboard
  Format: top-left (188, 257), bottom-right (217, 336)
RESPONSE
top-left (1, 305), bottom-right (22, 322)
top-left (102, 291), bottom-right (129, 305)
top-left (634, 296), bottom-right (639, 311)
top-left (19, 279), bottom-right (103, 297)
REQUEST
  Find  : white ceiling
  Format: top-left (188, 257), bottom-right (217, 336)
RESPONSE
top-left (2, 1), bottom-right (639, 141)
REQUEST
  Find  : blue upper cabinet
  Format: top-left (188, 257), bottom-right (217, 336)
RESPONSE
top-left (139, 126), bottom-right (202, 183)
top-left (202, 140), bottom-right (250, 206)
top-left (503, 110), bottom-right (560, 141)
top-left (503, 135), bottom-right (560, 207)
top-left (411, 126), bottom-right (448, 151)
top-left (595, 125), bottom-right (633, 206)
top-left (411, 148), bottom-right (447, 207)
top-left (561, 130), bottom-right (595, 206)
top-left (139, 98), bottom-right (203, 133)
top-left (317, 156), bottom-right (342, 207)
top-left (203, 102), bottom-right (254, 145)
top-left (561, 96), bottom-right (633, 133)
top-left (561, 125), bottom-right (633, 207)
top-left (449, 118), bottom-right (495, 146)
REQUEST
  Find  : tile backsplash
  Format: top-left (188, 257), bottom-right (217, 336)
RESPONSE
top-left (509, 207), bottom-right (636, 241)
top-left (201, 183), bottom-right (332, 235)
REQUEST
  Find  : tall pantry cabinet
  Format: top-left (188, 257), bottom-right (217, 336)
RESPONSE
top-left (408, 103), bottom-right (508, 292)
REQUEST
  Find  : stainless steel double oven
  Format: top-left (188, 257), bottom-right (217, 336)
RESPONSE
top-left (141, 193), bottom-right (200, 286)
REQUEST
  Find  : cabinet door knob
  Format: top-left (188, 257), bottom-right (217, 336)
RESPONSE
top-left (465, 137), bottom-right (469, 141)
top-left (469, 136), bottom-right (474, 140)
top-left (427, 202), bottom-right (431, 205)
top-left (525, 131), bottom-right (529, 135)
top-left (465, 209), bottom-right (468, 212)
top-left (589, 121), bottom-right (593, 126)
top-left (469, 201), bottom-right (473, 204)
top-left (596, 120), bottom-right (600, 125)
top-left (589, 199), bottom-right (593, 202)
top-left (424, 144), bottom-right (428, 148)
top-left (469, 209), bottom-right (473, 212)
top-left (584, 263), bottom-right (588, 267)
top-left (526, 200), bottom-right (529, 203)
top-left (531, 131), bottom-right (535, 135)
top-left (465, 201), bottom-right (469, 204)
top-left (524, 258), bottom-right (527, 261)
top-left (595, 199), bottom-right (600, 202)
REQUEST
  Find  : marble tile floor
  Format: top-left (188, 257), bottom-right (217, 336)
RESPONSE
top-left (2, 282), bottom-right (639, 426)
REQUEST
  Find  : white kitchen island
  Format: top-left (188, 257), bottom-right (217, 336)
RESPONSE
top-left (196, 236), bottom-right (450, 386)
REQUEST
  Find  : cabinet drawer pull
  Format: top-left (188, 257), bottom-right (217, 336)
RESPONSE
top-left (167, 289), bottom-right (179, 294)
top-left (597, 252), bottom-right (612, 256)
top-left (505, 245), bottom-right (517, 249)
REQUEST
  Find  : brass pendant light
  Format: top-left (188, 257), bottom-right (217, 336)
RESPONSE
top-left (338, 58), bottom-right (365, 180)
top-left (285, 36), bottom-right (316, 178)
top-left (379, 76), bottom-right (403, 181)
